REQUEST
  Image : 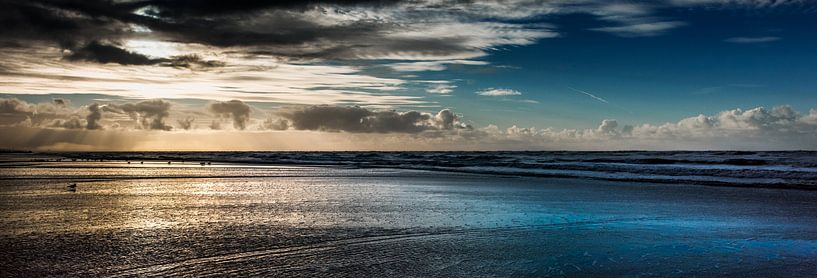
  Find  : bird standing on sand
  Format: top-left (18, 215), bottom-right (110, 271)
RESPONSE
top-left (67, 183), bottom-right (77, 191)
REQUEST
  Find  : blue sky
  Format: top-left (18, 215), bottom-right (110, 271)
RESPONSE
top-left (402, 5), bottom-right (817, 129)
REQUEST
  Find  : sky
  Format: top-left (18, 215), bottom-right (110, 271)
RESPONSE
top-left (1, 0), bottom-right (816, 151)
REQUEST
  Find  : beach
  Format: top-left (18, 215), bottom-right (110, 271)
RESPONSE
top-left (1, 155), bottom-right (817, 276)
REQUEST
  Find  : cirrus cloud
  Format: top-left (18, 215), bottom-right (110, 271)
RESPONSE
top-left (724, 36), bottom-right (781, 43)
top-left (476, 88), bottom-right (522, 97)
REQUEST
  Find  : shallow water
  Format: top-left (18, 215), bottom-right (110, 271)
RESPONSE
top-left (1, 160), bottom-right (817, 276)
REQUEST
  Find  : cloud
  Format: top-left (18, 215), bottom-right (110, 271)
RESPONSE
top-left (479, 105), bottom-right (817, 149)
top-left (262, 118), bottom-right (289, 130)
top-left (597, 119), bottom-right (620, 135)
top-left (177, 117), bottom-right (195, 130)
top-left (111, 99), bottom-right (173, 130)
top-left (0, 98), bottom-right (34, 125)
top-left (0, 97), bottom-right (106, 130)
top-left (426, 84), bottom-right (456, 94)
top-left (2, 0), bottom-right (809, 66)
top-left (388, 60), bottom-right (489, 72)
top-left (461, 105), bottom-right (817, 150)
top-left (209, 120), bottom-right (222, 130)
top-left (51, 117), bottom-right (83, 129)
top-left (0, 45), bottom-right (421, 107)
top-left (0, 0), bottom-right (557, 63)
top-left (279, 105), bottom-right (469, 133)
top-left (53, 98), bottom-right (69, 107)
top-left (209, 100), bottom-right (251, 130)
top-left (2, 99), bottom-right (817, 150)
top-left (724, 36), bottom-right (781, 43)
top-left (65, 41), bottom-right (162, 65)
top-left (570, 105), bottom-right (816, 141)
top-left (162, 54), bottom-right (226, 69)
top-left (0, 97), bottom-right (76, 127)
top-left (476, 88), bottom-right (522, 97)
top-left (0, 1), bottom-right (133, 48)
top-left (591, 21), bottom-right (686, 37)
top-left (433, 109), bottom-right (460, 130)
top-left (86, 103), bottom-right (103, 130)
top-left (714, 105), bottom-right (798, 130)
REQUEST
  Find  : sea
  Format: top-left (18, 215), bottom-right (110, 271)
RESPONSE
top-left (29, 151), bottom-right (817, 189)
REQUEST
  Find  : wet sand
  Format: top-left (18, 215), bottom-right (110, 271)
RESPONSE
top-left (1, 161), bottom-right (817, 276)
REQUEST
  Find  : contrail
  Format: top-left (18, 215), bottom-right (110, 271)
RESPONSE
top-left (567, 87), bottom-right (609, 104)
top-left (567, 86), bottom-right (633, 115)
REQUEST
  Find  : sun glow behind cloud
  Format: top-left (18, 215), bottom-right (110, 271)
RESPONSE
top-left (124, 40), bottom-right (184, 58)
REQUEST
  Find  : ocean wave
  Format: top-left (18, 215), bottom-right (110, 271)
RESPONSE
top-left (39, 151), bottom-right (817, 189)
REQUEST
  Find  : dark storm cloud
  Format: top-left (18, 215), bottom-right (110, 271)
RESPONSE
top-left (278, 105), bottom-right (468, 133)
top-left (209, 100), bottom-right (251, 130)
top-left (65, 41), bottom-right (161, 65)
top-left (162, 54), bottom-right (225, 69)
top-left (0, 1), bottom-right (134, 48)
top-left (0, 0), bottom-right (401, 48)
top-left (130, 11), bottom-right (404, 59)
top-left (0, 0), bottom-right (549, 62)
top-left (136, 0), bottom-right (403, 17)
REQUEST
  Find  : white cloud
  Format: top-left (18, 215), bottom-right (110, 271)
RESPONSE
top-left (426, 84), bottom-right (457, 94)
top-left (2, 101), bottom-right (817, 150)
top-left (388, 60), bottom-right (489, 72)
top-left (0, 46), bottom-right (422, 107)
top-left (472, 105), bottom-right (817, 150)
top-left (476, 88), bottom-right (522, 97)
